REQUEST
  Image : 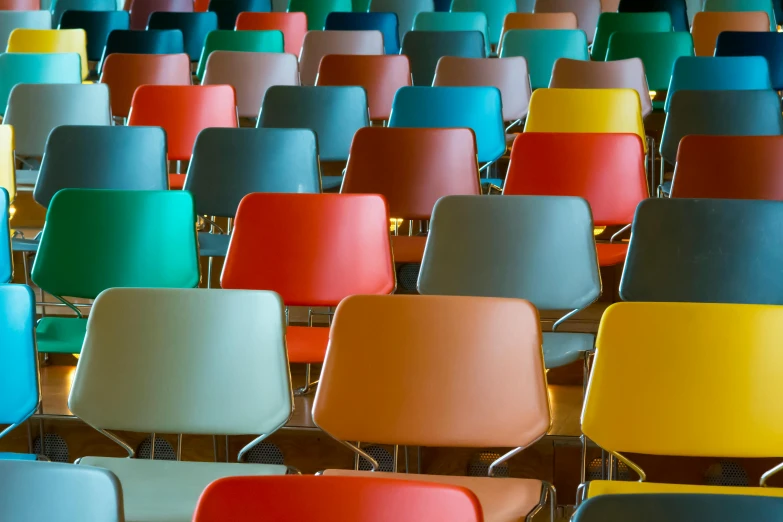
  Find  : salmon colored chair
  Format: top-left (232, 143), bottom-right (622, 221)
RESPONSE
top-left (504, 133), bottom-right (648, 267)
top-left (128, 0), bottom-right (193, 30)
top-left (691, 11), bottom-right (770, 57)
top-left (235, 12), bottom-right (307, 55)
top-left (193, 476), bottom-right (484, 522)
top-left (313, 294), bottom-right (555, 522)
top-left (671, 135), bottom-right (783, 199)
top-left (601, 0), bottom-right (621, 11)
top-left (535, 0), bottom-right (601, 44)
top-left (342, 127), bottom-right (480, 263)
top-left (7, 28), bottom-right (88, 79)
top-left (100, 53), bottom-right (192, 119)
top-left (221, 193), bottom-right (395, 391)
top-left (501, 13), bottom-right (578, 42)
top-left (298, 29), bottom-right (384, 86)
top-left (127, 85), bottom-right (237, 189)
top-left (316, 55), bottom-right (411, 121)
top-left (0, 0), bottom-right (38, 9)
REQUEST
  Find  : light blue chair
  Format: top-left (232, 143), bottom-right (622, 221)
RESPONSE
top-left (0, 188), bottom-right (10, 283)
top-left (413, 11), bottom-right (491, 55)
top-left (450, 0), bottom-right (516, 49)
top-left (0, 53), bottom-right (82, 117)
top-left (49, 0), bottom-right (116, 28)
top-left (0, 11), bottom-right (52, 49)
top-left (499, 29), bottom-right (589, 89)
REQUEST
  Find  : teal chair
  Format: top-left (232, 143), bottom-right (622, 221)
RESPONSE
top-left (287, 0), bottom-right (352, 30)
top-left (197, 29), bottom-right (283, 80)
top-left (499, 29), bottom-right (589, 89)
top-left (450, 0), bottom-right (516, 49)
top-left (0, 53), bottom-right (81, 117)
top-left (592, 11), bottom-right (673, 60)
top-left (703, 0), bottom-right (777, 30)
top-left (0, 188), bottom-right (10, 283)
top-left (413, 11), bottom-right (491, 55)
top-left (605, 31), bottom-right (694, 92)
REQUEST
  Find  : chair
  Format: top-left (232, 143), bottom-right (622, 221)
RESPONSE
top-left (316, 54), bottom-right (410, 121)
top-left (370, 0), bottom-right (432, 41)
top-left (0, 461), bottom-right (122, 520)
top-left (298, 30), bottom-right (384, 86)
top-left (535, 0), bottom-right (601, 44)
top-left (703, 0), bottom-right (776, 30)
top-left (518, 0), bottom-right (535, 10)
top-left (100, 53), bottom-right (192, 119)
top-left (148, 11), bottom-right (218, 61)
top-left (7, 28), bottom-right (88, 79)
top-left (99, 29), bottom-right (185, 72)
top-left (0, 53), bottom-right (81, 117)
top-left (592, 12), bottom-right (673, 60)
top-left (196, 29), bottom-right (284, 80)
top-left (129, 0), bottom-right (192, 30)
top-left (194, 476), bottom-right (484, 522)
top-left (691, 11), bottom-right (769, 57)
top-left (184, 127), bottom-right (320, 259)
top-left (413, 11), bottom-right (490, 55)
top-left (288, 0), bottom-right (350, 30)
top-left (716, 32), bottom-right (783, 91)
top-left (433, 56), bottom-right (530, 123)
top-left (31, 190), bottom-right (200, 354)
top-left (4, 83), bottom-right (110, 158)
top-left (671, 136), bottom-right (783, 199)
top-left (0, 129), bottom-right (13, 206)
top-left (618, 0), bottom-right (688, 32)
top-left (451, 0), bottom-right (516, 49)
top-left (601, 0), bottom-right (620, 9)
top-left (550, 58), bottom-right (651, 118)
top-left (604, 31), bottom-right (693, 92)
top-left (208, 0), bottom-right (271, 29)
top-left (58, 10), bottom-right (129, 62)
top-left (0, 0), bottom-right (39, 9)
top-left (501, 13), bottom-right (579, 40)
top-left (401, 30), bottom-right (485, 86)
top-left (258, 86), bottom-right (368, 190)
top-left (49, 0), bottom-right (114, 27)
top-left (325, 12), bottom-right (399, 54)
top-left (235, 11), bottom-right (305, 54)
top-left (202, 51), bottom-right (297, 119)
top-left (499, 29), bottom-right (589, 90)
top-left (342, 127), bottom-right (480, 264)
top-left (0, 11), bottom-right (50, 49)
top-left (504, 133), bottom-right (647, 267)
top-left (581, 300), bottom-right (783, 498)
top-left (313, 293), bottom-right (556, 522)
top-left (69, 287), bottom-right (292, 522)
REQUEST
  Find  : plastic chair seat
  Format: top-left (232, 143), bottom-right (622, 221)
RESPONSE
top-left (81, 457), bottom-right (287, 522)
top-left (11, 237), bottom-right (39, 252)
top-left (35, 317), bottom-right (87, 354)
top-left (197, 232), bottom-right (230, 257)
top-left (391, 235), bottom-right (427, 264)
top-left (596, 242), bottom-right (628, 267)
top-left (543, 332), bottom-right (594, 369)
top-left (286, 325), bottom-right (329, 364)
top-left (0, 452), bottom-right (36, 460)
top-left (323, 469), bottom-right (544, 522)
top-left (586, 479), bottom-right (783, 499)
top-left (322, 176), bottom-right (343, 191)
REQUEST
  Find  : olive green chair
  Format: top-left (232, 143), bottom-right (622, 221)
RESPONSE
top-left (499, 29), bottom-right (589, 89)
top-left (413, 11), bottom-right (491, 55)
top-left (592, 11), bottom-right (673, 60)
top-left (196, 29), bottom-right (283, 81)
top-left (288, 0), bottom-right (352, 30)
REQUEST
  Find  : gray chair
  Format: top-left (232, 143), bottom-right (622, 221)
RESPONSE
top-left (0, 460), bottom-right (124, 522)
top-left (401, 30), bottom-right (486, 86)
top-left (418, 195), bottom-right (601, 369)
top-left (183, 127), bottom-right (321, 258)
top-left (370, 0), bottom-right (434, 41)
top-left (257, 86), bottom-right (369, 191)
top-left (620, 198), bottom-right (783, 304)
top-left (0, 11), bottom-right (52, 49)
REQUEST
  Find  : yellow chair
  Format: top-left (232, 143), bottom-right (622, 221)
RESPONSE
top-left (581, 301), bottom-right (783, 500)
top-left (7, 29), bottom-right (88, 80)
top-left (0, 126), bottom-right (15, 202)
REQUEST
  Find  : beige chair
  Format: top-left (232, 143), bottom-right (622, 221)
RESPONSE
top-left (534, 0), bottom-right (601, 43)
top-left (299, 30), bottom-right (384, 86)
top-left (691, 11), bottom-right (770, 57)
top-left (202, 51), bottom-right (299, 119)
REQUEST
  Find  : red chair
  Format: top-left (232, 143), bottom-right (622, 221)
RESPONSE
top-left (235, 12), bottom-right (307, 55)
top-left (193, 476), bottom-right (483, 522)
top-left (504, 133), bottom-right (648, 267)
top-left (127, 85), bottom-right (237, 189)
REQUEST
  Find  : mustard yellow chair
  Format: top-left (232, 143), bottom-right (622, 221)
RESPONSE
top-left (0, 126), bottom-right (15, 202)
top-left (581, 301), bottom-right (783, 500)
top-left (7, 29), bottom-right (88, 80)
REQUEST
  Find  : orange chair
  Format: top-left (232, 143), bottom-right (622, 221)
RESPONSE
top-left (671, 135), bottom-right (783, 199)
top-left (193, 476), bottom-right (484, 522)
top-left (501, 13), bottom-right (578, 41)
top-left (127, 84), bottom-right (237, 190)
top-left (194, 0), bottom-right (208, 10)
top-left (342, 127), bottom-right (480, 263)
top-left (316, 55), bottom-right (411, 121)
top-left (235, 12), bottom-right (307, 55)
top-left (691, 11), bottom-right (770, 56)
top-left (504, 133), bottom-right (648, 267)
top-left (221, 193), bottom-right (395, 391)
top-left (0, 0), bottom-right (37, 9)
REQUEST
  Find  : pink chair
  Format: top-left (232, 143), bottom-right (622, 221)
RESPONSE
top-left (129, 0), bottom-right (193, 30)
top-left (299, 30), bottom-right (384, 86)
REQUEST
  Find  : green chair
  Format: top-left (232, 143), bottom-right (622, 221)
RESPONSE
top-left (31, 189), bottom-right (200, 354)
top-left (499, 29), bottom-right (589, 89)
top-left (450, 0), bottom-right (516, 49)
top-left (703, 0), bottom-right (777, 30)
top-left (413, 11), bottom-right (491, 55)
top-left (288, 0), bottom-right (352, 30)
top-left (197, 29), bottom-right (283, 81)
top-left (592, 12), bottom-right (673, 60)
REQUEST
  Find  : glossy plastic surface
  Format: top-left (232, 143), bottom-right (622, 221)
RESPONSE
top-left (716, 31), bottom-right (783, 91)
top-left (129, 0), bottom-right (192, 30)
top-left (148, 11), bottom-right (218, 61)
top-left (208, 0), bottom-right (271, 29)
top-left (0, 52), bottom-right (81, 117)
top-left (691, 11), bottom-right (769, 57)
top-left (592, 11), bottom-right (672, 60)
top-left (298, 29), bottom-right (383, 86)
top-left (451, 0), bottom-right (515, 46)
top-left (370, 0), bottom-right (433, 40)
top-left (499, 29), bottom-right (588, 89)
top-left (0, 11), bottom-right (51, 50)
top-left (325, 11), bottom-right (399, 54)
top-left (618, 0), bottom-right (688, 31)
top-left (196, 29), bottom-right (283, 80)
top-left (401, 30), bottom-right (485, 86)
top-left (50, 0), bottom-right (114, 27)
top-left (502, 12), bottom-right (578, 37)
top-left (0, 132), bottom-right (12, 209)
top-left (704, 0), bottom-right (776, 30)
top-left (605, 31), bottom-right (694, 91)
top-left (58, 10), bottom-right (129, 61)
top-left (287, 0), bottom-right (351, 30)
top-left (0, 283), bottom-right (36, 427)
top-left (0, 0), bottom-right (39, 9)
top-left (235, 11), bottom-right (305, 54)
top-left (99, 29), bottom-right (185, 73)
top-left (7, 28), bottom-right (88, 78)
top-left (535, 0), bottom-right (601, 43)
top-left (413, 11), bottom-right (489, 55)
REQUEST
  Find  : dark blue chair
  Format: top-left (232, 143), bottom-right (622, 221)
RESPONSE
top-left (58, 10), bottom-right (129, 62)
top-left (434, 0), bottom-right (451, 11)
top-left (325, 11), bottom-right (400, 54)
top-left (147, 11), bottom-right (218, 61)
top-left (207, 0), bottom-right (271, 30)
top-left (716, 31), bottom-right (783, 90)
top-left (618, 0), bottom-right (689, 31)
top-left (99, 29), bottom-right (185, 72)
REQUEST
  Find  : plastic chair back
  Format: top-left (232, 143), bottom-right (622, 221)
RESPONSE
top-left (258, 85), bottom-right (368, 162)
top-left (185, 128), bottom-right (320, 217)
top-left (221, 193), bottom-right (395, 306)
top-left (451, 0), bottom-right (515, 47)
top-left (592, 12), bottom-right (672, 60)
top-left (0, 0), bottom-right (39, 9)
top-left (413, 11), bottom-right (489, 55)
top-left (535, 0), bottom-right (601, 43)
top-left (0, 283), bottom-right (36, 431)
top-left (100, 29), bottom-right (185, 72)
top-left (298, 29), bottom-right (383, 86)
top-left (0, 52), bottom-right (81, 117)
top-left (0, 193), bottom-right (7, 281)
top-left (7, 28), bottom-right (88, 78)
top-left (691, 11), bottom-right (769, 57)
top-left (325, 12), bottom-right (399, 54)
top-left (288, 0), bottom-right (350, 30)
top-left (502, 12), bottom-right (578, 37)
top-left (371, 0), bottom-right (432, 41)
top-left (129, 0), bottom-right (192, 30)
top-left (208, 0), bottom-right (270, 29)
top-left (605, 31), bottom-right (693, 90)
top-left (148, 11), bottom-right (218, 61)
top-left (716, 31), bottom-right (783, 91)
top-left (703, 0), bottom-right (776, 30)
top-left (58, 10), bottom-right (129, 61)
top-left (601, 0), bottom-right (619, 9)
top-left (316, 54), bottom-right (410, 121)
top-left (0, 129), bottom-right (13, 204)
top-left (196, 29), bottom-right (283, 80)
top-left (401, 30), bottom-right (485, 86)
top-left (618, 0), bottom-right (688, 31)
top-left (50, 0), bottom-right (114, 27)
top-left (235, 11), bottom-right (305, 54)
top-left (0, 11), bottom-right (50, 50)
top-left (575, 495), bottom-right (783, 522)
top-left (128, 85), bottom-right (237, 160)
top-left (499, 29), bottom-right (588, 89)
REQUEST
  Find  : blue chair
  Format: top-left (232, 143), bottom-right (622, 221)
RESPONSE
top-left (58, 10), bottom-right (130, 62)
top-left (208, 0), bottom-right (271, 29)
top-left (325, 12), bottom-right (400, 54)
top-left (147, 11), bottom-right (218, 61)
top-left (401, 30), bottom-right (485, 86)
top-left (0, 53), bottom-right (81, 117)
top-left (99, 28), bottom-right (185, 72)
top-left (716, 32), bottom-right (783, 91)
top-left (0, 188), bottom-right (10, 283)
top-left (434, 0), bottom-right (450, 10)
top-left (49, 0), bottom-right (115, 27)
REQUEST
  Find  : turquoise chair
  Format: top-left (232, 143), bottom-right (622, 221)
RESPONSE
top-left (592, 12), bottom-right (673, 60)
top-left (703, 0), bottom-right (777, 30)
top-left (664, 56), bottom-right (772, 111)
top-left (49, 0), bottom-right (116, 27)
top-left (499, 29), bottom-right (589, 89)
top-left (413, 11), bottom-right (491, 55)
top-left (0, 188), bottom-right (9, 283)
top-left (0, 53), bottom-right (81, 117)
top-left (196, 29), bottom-right (284, 81)
top-left (450, 0), bottom-right (516, 49)
top-left (287, 0), bottom-right (352, 30)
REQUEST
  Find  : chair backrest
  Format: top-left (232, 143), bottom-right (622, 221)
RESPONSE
top-left (288, 0), bottom-right (351, 30)
top-left (129, 0), bottom-right (192, 30)
top-left (703, 0), bottom-right (776, 30)
top-left (716, 31), bottom-right (783, 91)
top-left (298, 29), bottom-right (383, 86)
top-left (691, 11), bottom-right (769, 57)
top-left (69, 287), bottom-right (291, 435)
top-left (660, 89), bottom-right (783, 165)
top-left (502, 12), bottom-right (578, 38)
top-left (601, 0), bottom-right (620, 10)
top-left (618, 0), bottom-right (688, 31)
top-left (313, 294), bottom-right (548, 448)
top-left (222, 193), bottom-right (394, 306)
top-left (185, 128), bottom-right (320, 217)
top-left (35, 126), bottom-right (168, 207)
top-left (235, 11), bottom-right (305, 54)
top-left (50, 0), bottom-right (114, 27)
top-left (451, 0), bottom-right (516, 47)
top-left (605, 31), bottom-right (693, 91)
top-left (504, 133), bottom-right (647, 226)
top-left (0, 0), bottom-right (40, 11)
top-left (128, 85), bottom-right (237, 161)
top-left (671, 135), bottom-right (783, 199)
top-left (0, 52), bottom-right (81, 117)
top-left (194, 476), bottom-right (483, 522)
top-left (325, 12), bottom-right (399, 54)
top-left (0, 283), bottom-right (36, 427)
top-left (4, 83), bottom-right (110, 157)
top-left (342, 127), bottom-right (480, 219)
top-left (583, 300), bottom-right (783, 458)
top-left (7, 28), bottom-right (88, 78)
top-left (535, 0), bottom-right (601, 43)
top-left (592, 11), bottom-right (673, 60)
top-left (100, 28), bottom-right (185, 72)
top-left (0, 461), bottom-right (122, 522)
top-left (58, 10), bottom-right (129, 62)
top-left (389, 86), bottom-right (504, 163)
top-left (499, 29), bottom-right (588, 89)
top-left (208, 0), bottom-right (271, 29)
top-left (0, 11), bottom-right (50, 50)
top-left (32, 189), bottom-right (200, 299)
top-left (148, 11), bottom-right (218, 61)
top-left (0, 128), bottom-right (12, 203)
top-left (257, 85), bottom-right (368, 162)
top-left (413, 11), bottom-right (490, 55)
top-left (401, 30), bottom-right (485, 86)
top-left (370, 0), bottom-right (433, 40)
top-left (316, 54), bottom-right (410, 121)
top-left (196, 29), bottom-right (283, 80)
